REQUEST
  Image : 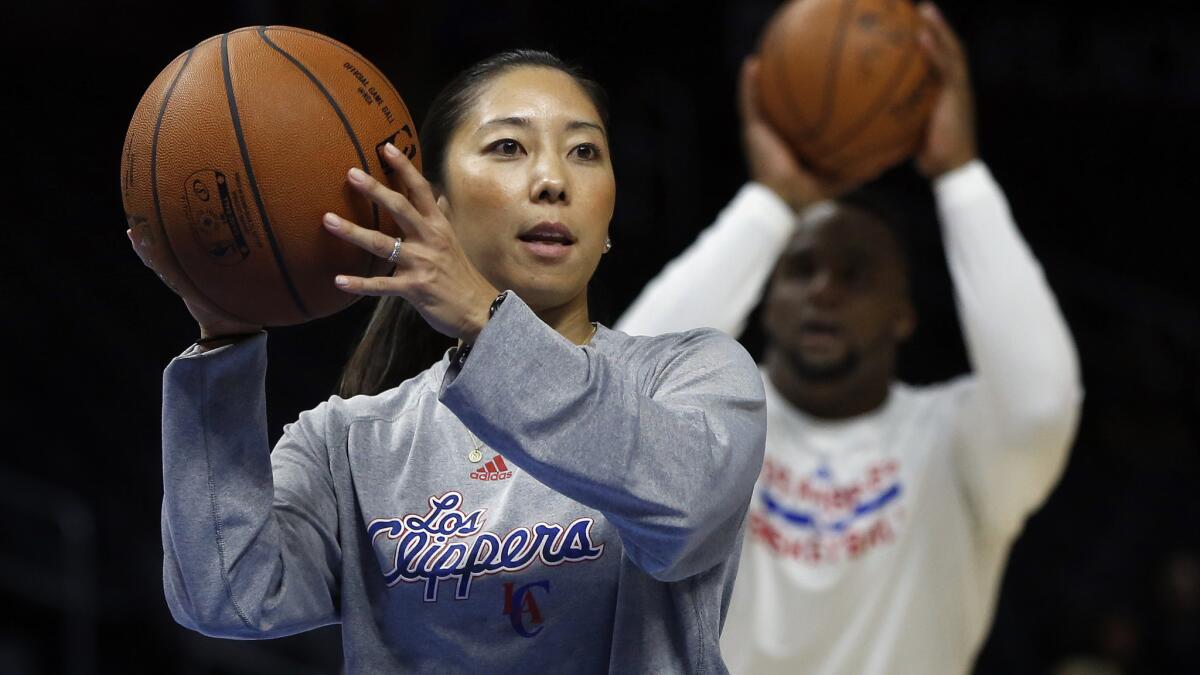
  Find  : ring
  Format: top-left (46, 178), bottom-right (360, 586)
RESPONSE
top-left (386, 237), bottom-right (403, 264)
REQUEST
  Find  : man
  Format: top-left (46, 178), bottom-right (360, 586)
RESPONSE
top-left (616, 4), bottom-right (1083, 673)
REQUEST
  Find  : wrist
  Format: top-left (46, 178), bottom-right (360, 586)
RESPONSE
top-left (200, 324), bottom-right (261, 338)
top-left (923, 151), bottom-right (978, 181)
top-left (457, 313), bottom-right (486, 346)
top-left (758, 179), bottom-right (810, 213)
top-left (193, 330), bottom-right (260, 354)
top-left (452, 290), bottom-right (507, 370)
top-left (199, 320), bottom-right (262, 341)
top-left (458, 286), bottom-right (502, 344)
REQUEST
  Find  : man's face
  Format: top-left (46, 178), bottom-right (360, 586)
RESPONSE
top-left (762, 204), bottom-right (914, 381)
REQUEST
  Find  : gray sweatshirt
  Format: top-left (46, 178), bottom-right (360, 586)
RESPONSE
top-left (160, 292), bottom-right (767, 673)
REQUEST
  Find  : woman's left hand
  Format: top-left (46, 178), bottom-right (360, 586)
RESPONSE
top-left (323, 143), bottom-right (499, 343)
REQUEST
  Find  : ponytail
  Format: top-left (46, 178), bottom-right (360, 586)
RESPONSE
top-left (336, 297), bottom-right (452, 397)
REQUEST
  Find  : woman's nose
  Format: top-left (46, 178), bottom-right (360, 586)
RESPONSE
top-left (530, 159), bottom-right (568, 204)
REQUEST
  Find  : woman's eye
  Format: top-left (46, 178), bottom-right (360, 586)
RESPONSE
top-left (490, 139), bottom-right (523, 156)
top-left (572, 143), bottom-right (600, 161)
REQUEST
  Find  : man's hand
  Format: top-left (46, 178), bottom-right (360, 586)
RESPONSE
top-left (913, 2), bottom-right (979, 179)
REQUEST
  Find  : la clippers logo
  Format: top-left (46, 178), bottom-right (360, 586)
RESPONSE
top-left (367, 492), bottom-right (604, 602)
top-left (503, 580), bottom-right (549, 637)
top-left (470, 455), bottom-right (512, 481)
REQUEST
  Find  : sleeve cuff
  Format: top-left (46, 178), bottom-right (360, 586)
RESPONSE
top-left (178, 331), bottom-right (268, 359)
top-left (439, 292), bottom-right (574, 407)
top-left (932, 159), bottom-right (997, 209)
top-left (738, 182), bottom-right (800, 241)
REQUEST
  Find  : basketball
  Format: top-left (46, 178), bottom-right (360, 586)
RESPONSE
top-left (121, 26), bottom-right (420, 327)
top-left (757, 0), bottom-right (937, 183)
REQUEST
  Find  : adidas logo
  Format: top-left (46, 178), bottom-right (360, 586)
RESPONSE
top-left (470, 455), bottom-right (513, 481)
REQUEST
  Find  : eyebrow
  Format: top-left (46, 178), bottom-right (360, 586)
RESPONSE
top-left (479, 116), bottom-right (605, 136)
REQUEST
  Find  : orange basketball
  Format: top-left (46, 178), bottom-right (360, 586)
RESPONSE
top-left (758, 0), bottom-right (937, 183)
top-left (121, 26), bottom-right (420, 327)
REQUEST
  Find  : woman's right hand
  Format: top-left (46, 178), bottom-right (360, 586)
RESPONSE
top-left (739, 56), bottom-right (863, 212)
top-left (126, 226), bottom-right (263, 340)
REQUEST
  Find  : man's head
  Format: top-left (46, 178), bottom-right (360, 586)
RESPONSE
top-left (762, 200), bottom-right (915, 386)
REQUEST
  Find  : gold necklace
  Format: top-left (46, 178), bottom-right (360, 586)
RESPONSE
top-left (466, 428), bottom-right (485, 463)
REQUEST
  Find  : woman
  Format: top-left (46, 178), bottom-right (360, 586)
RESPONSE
top-left (131, 50), bottom-right (765, 673)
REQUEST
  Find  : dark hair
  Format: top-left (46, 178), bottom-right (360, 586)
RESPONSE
top-left (420, 49), bottom-right (610, 192)
top-left (337, 49), bottom-right (610, 398)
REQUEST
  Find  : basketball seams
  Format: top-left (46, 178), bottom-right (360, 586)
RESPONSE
top-left (266, 27), bottom-right (374, 70)
top-left (220, 30), bottom-right (312, 320)
top-left (823, 129), bottom-right (922, 180)
top-left (761, 3), bottom-right (816, 138)
top-left (812, 2), bottom-right (927, 158)
top-left (266, 26), bottom-right (421, 279)
top-left (805, 0), bottom-right (861, 140)
top-left (821, 75), bottom-right (929, 172)
top-left (257, 26), bottom-right (382, 279)
top-left (150, 47), bottom-right (255, 325)
top-left (266, 26), bottom-right (421, 158)
top-left (137, 26), bottom-right (420, 325)
top-left (774, 1), bottom-right (829, 139)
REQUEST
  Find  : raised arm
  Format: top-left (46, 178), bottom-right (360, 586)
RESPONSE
top-left (617, 57), bottom-right (860, 337)
top-left (442, 294), bottom-right (767, 582)
top-left (615, 183), bottom-right (796, 337)
top-left (938, 162), bottom-right (1082, 537)
top-left (127, 211), bottom-right (342, 637)
top-left (916, 3), bottom-right (1082, 538)
top-left (160, 335), bottom-right (342, 637)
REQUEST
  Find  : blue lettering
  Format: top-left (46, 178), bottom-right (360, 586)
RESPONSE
top-left (560, 518), bottom-right (605, 560)
top-left (367, 492), bottom-right (606, 602)
top-left (499, 527), bottom-right (535, 569)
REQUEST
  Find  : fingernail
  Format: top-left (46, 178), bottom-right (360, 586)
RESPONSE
top-left (335, 276), bottom-right (349, 287)
top-left (323, 212), bottom-right (340, 228)
top-left (348, 167), bottom-right (367, 182)
top-left (383, 143), bottom-right (400, 158)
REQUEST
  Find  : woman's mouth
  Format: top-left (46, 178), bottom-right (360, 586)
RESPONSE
top-left (518, 222), bottom-right (575, 259)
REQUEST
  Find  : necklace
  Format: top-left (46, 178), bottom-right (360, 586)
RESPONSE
top-left (466, 428), bottom-right (485, 463)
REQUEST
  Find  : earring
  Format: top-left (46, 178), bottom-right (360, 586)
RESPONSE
top-left (603, 237), bottom-right (612, 253)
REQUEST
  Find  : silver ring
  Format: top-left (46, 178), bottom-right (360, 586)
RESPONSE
top-left (386, 237), bottom-right (403, 264)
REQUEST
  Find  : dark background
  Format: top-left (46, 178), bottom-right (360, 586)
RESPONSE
top-left (2, 0), bottom-right (1197, 673)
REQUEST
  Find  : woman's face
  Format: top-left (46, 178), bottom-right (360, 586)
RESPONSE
top-left (439, 66), bottom-right (616, 312)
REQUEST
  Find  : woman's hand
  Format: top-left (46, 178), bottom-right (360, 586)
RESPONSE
top-left (739, 55), bottom-right (862, 212)
top-left (323, 143), bottom-right (500, 343)
top-left (913, 2), bottom-right (978, 179)
top-left (126, 227), bottom-right (263, 340)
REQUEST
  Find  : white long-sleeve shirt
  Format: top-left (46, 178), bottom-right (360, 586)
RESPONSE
top-left (617, 161), bottom-right (1083, 674)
